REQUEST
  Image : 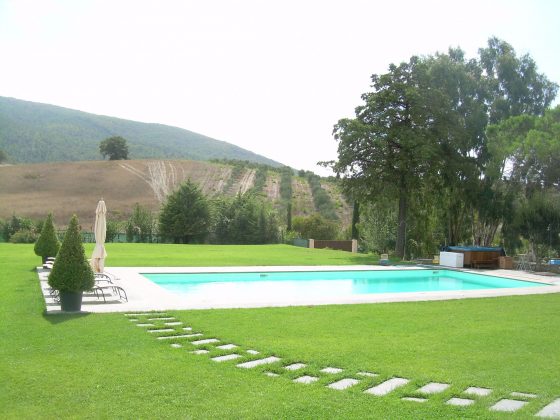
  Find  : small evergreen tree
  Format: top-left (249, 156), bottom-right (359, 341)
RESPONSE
top-left (48, 215), bottom-right (94, 292)
top-left (34, 213), bottom-right (60, 262)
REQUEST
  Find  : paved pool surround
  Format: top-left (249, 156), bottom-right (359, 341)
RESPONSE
top-left (39, 265), bottom-right (560, 313)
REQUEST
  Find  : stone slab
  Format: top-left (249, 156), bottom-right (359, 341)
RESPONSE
top-left (265, 372), bottom-right (279, 377)
top-left (216, 344), bottom-right (238, 350)
top-left (536, 398), bottom-right (560, 418)
top-left (147, 328), bottom-right (174, 333)
top-left (284, 363), bottom-right (306, 371)
top-left (357, 371), bottom-right (378, 377)
top-left (247, 350), bottom-right (260, 355)
top-left (320, 367), bottom-right (343, 374)
top-left (183, 333), bottom-right (203, 338)
top-left (464, 386), bottom-right (492, 396)
top-left (170, 343), bottom-right (182, 348)
top-left (148, 317), bottom-right (175, 321)
top-left (136, 323), bottom-right (155, 327)
top-left (182, 327), bottom-right (193, 331)
top-left (490, 399), bottom-right (528, 412)
top-left (511, 391), bottom-right (537, 399)
top-left (126, 313), bottom-right (167, 317)
top-left (212, 354), bottom-right (242, 362)
top-left (237, 356), bottom-right (281, 369)
top-left (128, 318), bottom-right (138, 322)
top-left (192, 338), bottom-right (219, 345)
top-left (164, 322), bottom-right (182, 326)
top-left (446, 397), bottom-right (475, 406)
top-left (327, 378), bottom-right (360, 390)
top-left (417, 382), bottom-right (450, 394)
top-left (293, 375), bottom-right (319, 384)
top-left (191, 349), bottom-right (209, 355)
top-left (157, 334), bottom-right (201, 340)
top-left (365, 378), bottom-right (409, 396)
top-left (402, 397), bottom-right (427, 403)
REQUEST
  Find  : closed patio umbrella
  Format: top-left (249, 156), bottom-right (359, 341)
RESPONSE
top-left (91, 199), bottom-right (107, 273)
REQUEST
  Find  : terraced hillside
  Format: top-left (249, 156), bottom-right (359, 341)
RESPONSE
top-left (0, 160), bottom-right (351, 229)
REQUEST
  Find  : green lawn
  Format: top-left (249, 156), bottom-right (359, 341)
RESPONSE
top-left (1, 243), bottom-right (559, 419)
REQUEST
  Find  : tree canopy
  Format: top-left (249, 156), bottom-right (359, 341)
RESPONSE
top-left (99, 136), bottom-right (129, 160)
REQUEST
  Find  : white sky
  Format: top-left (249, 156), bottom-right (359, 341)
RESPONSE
top-left (0, 0), bottom-right (558, 174)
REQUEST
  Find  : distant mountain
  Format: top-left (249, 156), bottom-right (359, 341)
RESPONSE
top-left (0, 96), bottom-right (281, 166)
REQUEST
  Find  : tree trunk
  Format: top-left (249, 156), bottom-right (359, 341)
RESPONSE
top-left (351, 201), bottom-right (360, 240)
top-left (395, 192), bottom-right (407, 258)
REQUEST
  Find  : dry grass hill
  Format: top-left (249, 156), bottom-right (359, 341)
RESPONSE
top-left (0, 160), bottom-right (351, 230)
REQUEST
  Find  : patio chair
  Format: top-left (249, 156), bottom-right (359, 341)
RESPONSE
top-left (380, 254), bottom-right (390, 266)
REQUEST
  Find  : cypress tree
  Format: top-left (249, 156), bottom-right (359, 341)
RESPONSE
top-left (34, 213), bottom-right (61, 263)
top-left (48, 215), bottom-right (95, 292)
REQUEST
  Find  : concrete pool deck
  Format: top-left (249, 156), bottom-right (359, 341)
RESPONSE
top-left (39, 265), bottom-right (560, 313)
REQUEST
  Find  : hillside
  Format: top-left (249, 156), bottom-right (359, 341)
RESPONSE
top-left (0, 160), bottom-right (351, 229)
top-left (0, 96), bottom-right (281, 166)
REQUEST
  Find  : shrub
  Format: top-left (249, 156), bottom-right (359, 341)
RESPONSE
top-left (34, 213), bottom-right (60, 261)
top-left (48, 215), bottom-right (94, 292)
top-left (9, 229), bottom-right (39, 243)
top-left (292, 213), bottom-right (339, 240)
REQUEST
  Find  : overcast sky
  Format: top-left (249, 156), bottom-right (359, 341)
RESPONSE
top-left (1, 0), bottom-right (558, 174)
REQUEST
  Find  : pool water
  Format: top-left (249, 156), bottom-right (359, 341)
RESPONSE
top-left (142, 269), bottom-right (544, 300)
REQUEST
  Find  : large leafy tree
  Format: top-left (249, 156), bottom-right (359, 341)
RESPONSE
top-left (99, 136), bottom-right (129, 160)
top-left (159, 180), bottom-right (210, 243)
top-left (332, 56), bottom-right (436, 257)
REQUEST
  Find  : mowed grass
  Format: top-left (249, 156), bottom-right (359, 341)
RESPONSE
top-left (2, 243), bottom-right (560, 419)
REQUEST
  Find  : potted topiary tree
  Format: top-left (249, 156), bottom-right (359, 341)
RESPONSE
top-left (48, 215), bottom-right (95, 312)
top-left (34, 213), bottom-right (61, 264)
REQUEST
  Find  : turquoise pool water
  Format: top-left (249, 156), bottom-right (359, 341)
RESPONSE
top-left (142, 269), bottom-right (545, 299)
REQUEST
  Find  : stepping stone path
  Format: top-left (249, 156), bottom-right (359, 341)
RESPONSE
top-left (237, 356), bottom-right (280, 369)
top-left (365, 378), bottom-right (409, 396)
top-left (417, 382), bottom-right (450, 394)
top-left (447, 397), bottom-right (475, 406)
top-left (212, 354), bottom-right (242, 362)
top-left (328, 378), bottom-right (360, 390)
top-left (490, 399), bottom-right (528, 412)
top-left (126, 313), bottom-right (559, 418)
top-left (284, 363), bottom-right (306, 371)
top-left (320, 367), bottom-right (343, 374)
top-left (216, 344), bottom-right (238, 350)
top-left (294, 375), bottom-right (319, 384)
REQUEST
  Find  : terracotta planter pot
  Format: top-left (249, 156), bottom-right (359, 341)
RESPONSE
top-left (59, 291), bottom-right (83, 312)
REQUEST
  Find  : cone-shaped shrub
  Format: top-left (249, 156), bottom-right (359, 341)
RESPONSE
top-left (34, 213), bottom-right (60, 262)
top-left (48, 215), bottom-right (95, 292)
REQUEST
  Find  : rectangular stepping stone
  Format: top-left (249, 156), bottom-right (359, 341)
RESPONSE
top-left (327, 378), bottom-right (360, 390)
top-left (148, 317), bottom-right (175, 321)
top-left (128, 318), bottom-right (138, 322)
top-left (536, 398), bottom-right (560, 418)
top-left (320, 367), bottom-right (343, 374)
top-left (191, 349), bottom-right (209, 355)
top-left (216, 344), bottom-right (238, 350)
top-left (293, 375), bottom-right (319, 384)
top-left (284, 363), bottom-right (306, 371)
top-left (147, 328), bottom-right (174, 333)
top-left (247, 349), bottom-right (259, 355)
top-left (183, 333), bottom-right (203, 338)
top-left (265, 372), bottom-right (279, 377)
top-left (157, 334), bottom-right (201, 340)
top-left (212, 354), bottom-right (242, 362)
top-left (182, 327), bottom-right (193, 331)
top-left (192, 338), bottom-right (220, 345)
top-left (237, 356), bottom-right (281, 369)
top-left (136, 323), bottom-right (155, 327)
top-left (365, 378), bottom-right (409, 396)
top-left (446, 397), bottom-right (475, 406)
top-left (490, 399), bottom-right (528, 412)
top-left (357, 371), bottom-right (378, 377)
top-left (402, 397), bottom-right (427, 403)
top-left (511, 391), bottom-right (537, 399)
top-left (417, 382), bottom-right (450, 394)
top-left (126, 313), bottom-right (166, 317)
top-left (170, 343), bottom-right (182, 348)
top-left (164, 322), bottom-right (182, 326)
top-left (464, 386), bottom-right (492, 396)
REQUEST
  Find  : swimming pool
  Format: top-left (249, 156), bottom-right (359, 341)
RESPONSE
top-left (142, 269), bottom-right (546, 301)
